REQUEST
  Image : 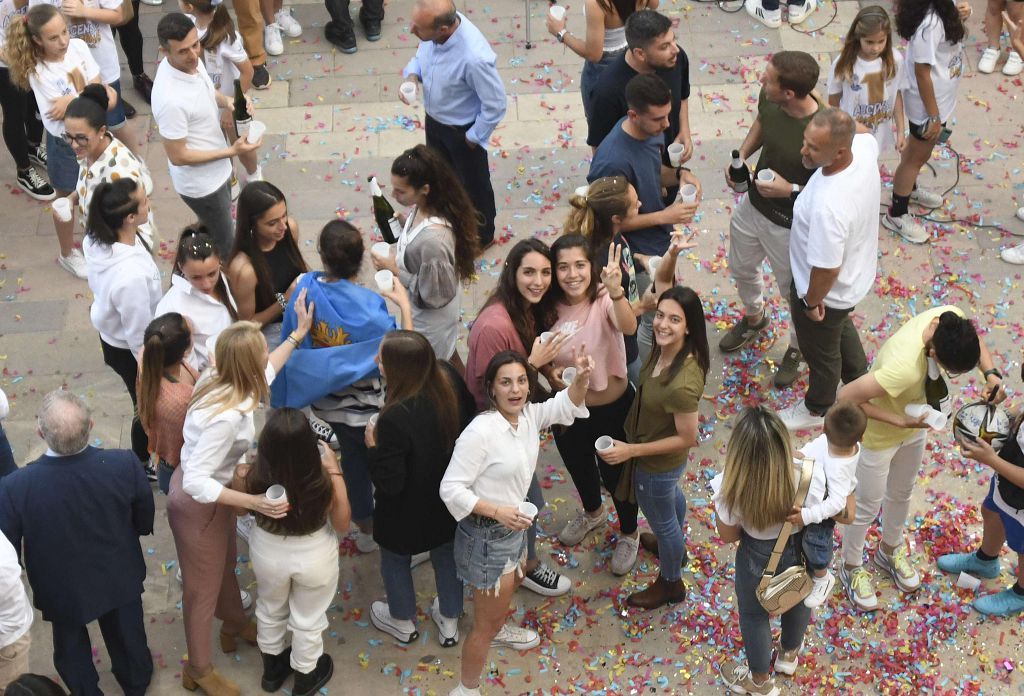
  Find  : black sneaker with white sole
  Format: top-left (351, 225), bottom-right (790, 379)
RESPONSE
top-left (28, 143), bottom-right (47, 168)
top-left (252, 64), bottom-right (272, 90)
top-left (308, 415), bottom-right (340, 450)
top-left (17, 167), bottom-right (55, 201)
top-left (520, 562), bottom-right (570, 596)
top-left (143, 461), bottom-right (158, 483)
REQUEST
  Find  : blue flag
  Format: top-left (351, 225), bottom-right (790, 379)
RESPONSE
top-left (271, 272), bottom-right (396, 408)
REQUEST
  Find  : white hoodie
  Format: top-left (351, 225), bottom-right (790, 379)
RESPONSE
top-left (83, 235), bottom-right (163, 357)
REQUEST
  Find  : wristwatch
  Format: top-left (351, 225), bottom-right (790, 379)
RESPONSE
top-left (799, 296), bottom-right (813, 310)
top-left (556, 29), bottom-right (568, 43)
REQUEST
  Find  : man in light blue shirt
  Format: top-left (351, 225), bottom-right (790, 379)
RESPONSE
top-left (401, 0), bottom-right (507, 248)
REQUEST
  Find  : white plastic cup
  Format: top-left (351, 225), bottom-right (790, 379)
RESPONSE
top-left (374, 269), bottom-right (394, 291)
top-left (667, 143), bottom-right (685, 167)
top-left (595, 435), bottom-right (614, 452)
top-left (371, 242), bottom-right (390, 258)
top-left (757, 169), bottom-right (776, 183)
top-left (246, 120), bottom-right (266, 144)
top-left (549, 4), bottom-right (566, 21)
top-left (266, 484), bottom-right (288, 504)
top-left (904, 404), bottom-right (948, 430)
top-left (956, 571), bottom-right (981, 591)
top-left (399, 81), bottom-right (418, 105)
top-left (647, 256), bottom-right (662, 275)
top-left (518, 501), bottom-right (539, 520)
top-left (561, 366), bottom-right (577, 385)
top-left (52, 197), bottom-right (72, 222)
top-left (540, 331), bottom-right (555, 344)
top-left (679, 184), bottom-right (698, 204)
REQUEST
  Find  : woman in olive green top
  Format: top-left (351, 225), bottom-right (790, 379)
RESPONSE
top-left (599, 285), bottom-right (709, 610)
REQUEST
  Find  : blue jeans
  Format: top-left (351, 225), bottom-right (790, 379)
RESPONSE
top-left (735, 531), bottom-right (813, 674)
top-left (0, 422), bottom-right (16, 479)
top-left (802, 521), bottom-right (835, 571)
top-left (380, 541), bottom-right (463, 621)
top-left (157, 459), bottom-right (174, 496)
top-left (526, 474), bottom-right (544, 562)
top-left (634, 465), bottom-right (687, 582)
top-left (328, 421), bottom-right (375, 525)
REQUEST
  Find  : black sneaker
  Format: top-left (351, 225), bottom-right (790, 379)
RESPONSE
top-left (362, 19), bottom-right (382, 41)
top-left (28, 143), bottom-right (46, 168)
top-left (293, 654), bottom-right (333, 696)
top-left (143, 461), bottom-right (158, 483)
top-left (520, 562), bottom-right (570, 597)
top-left (718, 312), bottom-right (770, 353)
top-left (133, 73), bottom-right (154, 104)
top-left (773, 346), bottom-right (803, 388)
top-left (122, 98), bottom-right (137, 119)
top-left (252, 64), bottom-right (272, 90)
top-left (325, 22), bottom-right (358, 53)
top-left (17, 167), bottom-right (55, 201)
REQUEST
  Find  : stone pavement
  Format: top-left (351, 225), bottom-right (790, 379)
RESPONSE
top-left (2, 0), bottom-right (1023, 693)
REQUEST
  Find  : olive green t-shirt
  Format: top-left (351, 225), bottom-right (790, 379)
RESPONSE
top-left (747, 89), bottom-right (823, 228)
top-left (625, 354), bottom-right (705, 473)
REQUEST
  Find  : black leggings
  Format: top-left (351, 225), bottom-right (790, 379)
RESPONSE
top-left (112, 0), bottom-right (145, 77)
top-left (100, 338), bottom-right (149, 463)
top-left (0, 67), bottom-right (43, 171)
top-left (553, 384), bottom-right (639, 535)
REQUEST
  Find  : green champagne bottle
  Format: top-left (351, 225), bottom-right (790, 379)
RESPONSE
top-left (369, 176), bottom-right (401, 244)
top-left (233, 78), bottom-right (251, 140)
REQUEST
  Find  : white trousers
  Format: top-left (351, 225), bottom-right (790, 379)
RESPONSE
top-left (727, 193), bottom-right (798, 348)
top-left (249, 524), bottom-right (339, 673)
top-left (841, 430), bottom-right (928, 567)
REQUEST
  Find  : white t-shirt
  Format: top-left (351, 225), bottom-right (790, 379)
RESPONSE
top-left (903, 10), bottom-right (963, 123)
top-left (151, 58), bottom-right (233, 198)
top-left (798, 433), bottom-right (860, 526)
top-left (827, 52), bottom-right (905, 150)
top-left (28, 38), bottom-right (100, 137)
top-left (29, 0), bottom-right (122, 84)
top-left (0, 0), bottom-right (29, 69)
top-left (190, 15), bottom-right (247, 97)
top-left (790, 133), bottom-right (880, 310)
top-left (711, 459), bottom-right (806, 541)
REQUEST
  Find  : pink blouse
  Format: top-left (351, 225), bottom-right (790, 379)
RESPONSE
top-left (552, 289), bottom-right (626, 392)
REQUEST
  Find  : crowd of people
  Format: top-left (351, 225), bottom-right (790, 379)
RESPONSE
top-left (1, 0), bottom-right (1024, 695)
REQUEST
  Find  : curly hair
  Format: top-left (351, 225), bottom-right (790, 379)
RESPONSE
top-left (6, 5), bottom-right (62, 90)
top-left (895, 0), bottom-right (964, 44)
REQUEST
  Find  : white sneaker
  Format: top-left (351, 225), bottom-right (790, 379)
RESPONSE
top-left (977, 46), bottom-right (1000, 74)
top-left (558, 509), bottom-right (606, 546)
top-left (490, 623), bottom-right (540, 651)
top-left (882, 212), bottom-right (930, 244)
top-left (779, 401), bottom-right (824, 432)
top-left (1017, 206), bottom-right (1024, 223)
top-left (58, 249), bottom-right (87, 279)
top-left (410, 551), bottom-right (431, 569)
top-left (275, 8), bottom-right (302, 37)
top-left (787, 0), bottom-right (815, 25)
top-left (1003, 51), bottom-right (1023, 76)
top-left (430, 597), bottom-right (459, 647)
top-left (745, 0), bottom-right (781, 27)
top-left (236, 514), bottom-right (254, 543)
top-left (240, 589), bottom-right (253, 610)
top-left (139, 0), bottom-right (162, 5)
top-left (370, 600), bottom-right (418, 643)
top-left (354, 529), bottom-right (379, 553)
top-left (448, 684), bottom-right (481, 696)
top-left (909, 187), bottom-right (944, 209)
top-left (610, 534), bottom-right (640, 576)
top-left (774, 640), bottom-right (803, 676)
top-left (1001, 244), bottom-right (1024, 265)
top-left (264, 23), bottom-right (284, 56)
top-left (803, 571), bottom-right (836, 608)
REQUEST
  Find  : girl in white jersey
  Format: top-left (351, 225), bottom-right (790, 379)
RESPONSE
top-left (828, 6), bottom-right (905, 154)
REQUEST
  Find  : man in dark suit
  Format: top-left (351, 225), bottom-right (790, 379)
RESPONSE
top-left (0, 390), bottom-right (155, 696)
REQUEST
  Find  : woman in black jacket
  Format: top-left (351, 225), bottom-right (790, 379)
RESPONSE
top-left (365, 330), bottom-right (475, 647)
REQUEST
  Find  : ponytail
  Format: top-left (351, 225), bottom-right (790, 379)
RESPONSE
top-left (562, 176), bottom-right (631, 254)
top-left (138, 313), bottom-right (193, 431)
top-left (190, 0), bottom-right (238, 52)
top-left (6, 5), bottom-right (60, 90)
top-left (86, 179), bottom-right (141, 246)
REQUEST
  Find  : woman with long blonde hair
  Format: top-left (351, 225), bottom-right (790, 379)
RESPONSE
top-left (713, 406), bottom-right (813, 694)
top-left (167, 298), bottom-right (313, 696)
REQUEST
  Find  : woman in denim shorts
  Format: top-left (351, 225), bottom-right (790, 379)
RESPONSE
top-left (440, 350), bottom-right (592, 696)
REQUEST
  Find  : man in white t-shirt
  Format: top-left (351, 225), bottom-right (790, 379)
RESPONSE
top-left (151, 12), bottom-right (261, 254)
top-left (780, 108), bottom-right (879, 431)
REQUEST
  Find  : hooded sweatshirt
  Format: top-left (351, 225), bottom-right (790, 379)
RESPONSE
top-left (83, 235), bottom-right (162, 357)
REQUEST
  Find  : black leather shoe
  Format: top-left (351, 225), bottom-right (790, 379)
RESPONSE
top-left (122, 98), bottom-right (136, 119)
top-left (260, 648), bottom-right (292, 692)
top-left (292, 654), bottom-right (333, 696)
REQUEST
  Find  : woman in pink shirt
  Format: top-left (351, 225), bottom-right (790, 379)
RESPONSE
top-left (545, 234), bottom-right (640, 575)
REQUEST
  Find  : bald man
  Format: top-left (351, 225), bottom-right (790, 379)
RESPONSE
top-left (401, 0), bottom-right (507, 249)
top-left (779, 108), bottom-right (880, 431)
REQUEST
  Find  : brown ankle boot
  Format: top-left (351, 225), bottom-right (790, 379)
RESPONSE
top-left (219, 620), bottom-right (258, 653)
top-left (626, 575), bottom-right (687, 610)
top-left (639, 533), bottom-right (689, 567)
top-left (181, 666), bottom-right (241, 696)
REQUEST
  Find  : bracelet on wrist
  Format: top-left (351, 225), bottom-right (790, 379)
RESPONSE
top-left (285, 333), bottom-right (301, 347)
top-left (610, 291), bottom-right (625, 301)
top-left (275, 292), bottom-right (287, 310)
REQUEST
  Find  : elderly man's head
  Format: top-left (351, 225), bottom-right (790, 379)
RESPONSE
top-left (800, 108), bottom-right (856, 170)
top-left (37, 390), bottom-right (93, 456)
top-left (410, 0), bottom-right (458, 42)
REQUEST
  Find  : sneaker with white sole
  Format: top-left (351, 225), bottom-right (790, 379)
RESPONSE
top-left (719, 312), bottom-right (771, 353)
top-left (977, 46), bottom-right (1000, 74)
top-left (1000, 245), bottom-right (1024, 265)
top-left (873, 545), bottom-right (921, 593)
top-left (779, 401), bottom-right (824, 431)
top-left (610, 534), bottom-right (640, 576)
top-left (973, 587), bottom-right (1024, 616)
top-left (838, 563), bottom-right (879, 611)
top-left (241, 589), bottom-right (253, 610)
top-left (773, 640), bottom-right (803, 676)
top-left (448, 683), bottom-right (481, 696)
top-left (558, 509), bottom-right (606, 546)
top-left (882, 212), bottom-right (929, 244)
top-left (1018, 206), bottom-right (1024, 223)
top-left (354, 529), bottom-right (379, 553)
top-left (28, 143), bottom-right (47, 168)
top-left (140, 0), bottom-right (162, 5)
top-left (264, 24), bottom-right (284, 56)
top-left (909, 187), bottom-right (944, 209)
top-left (370, 600), bottom-right (418, 643)
top-left (1005, 51), bottom-right (1024, 76)
top-left (236, 514), bottom-right (254, 543)
top-left (803, 571), bottom-right (835, 608)
top-left (490, 623), bottom-right (540, 651)
top-left (307, 414), bottom-right (340, 450)
top-left (745, 0), bottom-right (781, 27)
top-left (230, 176), bottom-right (241, 201)
top-left (787, 0), bottom-right (815, 25)
top-left (275, 8), bottom-right (302, 37)
top-left (58, 249), bottom-right (87, 279)
top-left (17, 166), bottom-right (54, 201)
top-left (430, 597), bottom-right (459, 647)
top-left (521, 562), bottom-right (570, 596)
top-left (718, 660), bottom-right (780, 696)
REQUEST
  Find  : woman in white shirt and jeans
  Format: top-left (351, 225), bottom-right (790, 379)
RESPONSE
top-left (440, 349), bottom-right (593, 696)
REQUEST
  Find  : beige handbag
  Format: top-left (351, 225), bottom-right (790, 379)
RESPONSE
top-left (755, 458), bottom-right (814, 616)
